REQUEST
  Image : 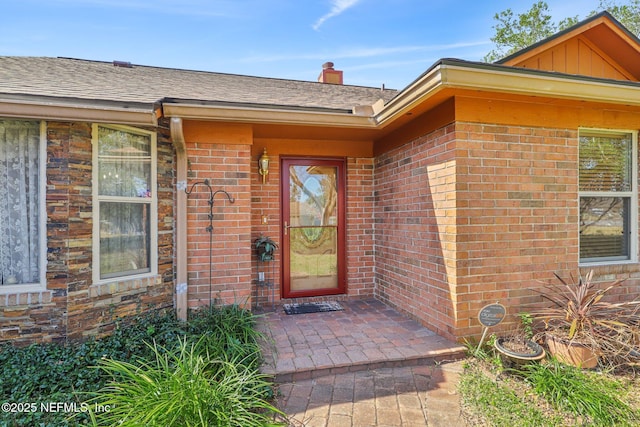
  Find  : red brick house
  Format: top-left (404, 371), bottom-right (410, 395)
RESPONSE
top-left (2, 12), bottom-right (640, 344)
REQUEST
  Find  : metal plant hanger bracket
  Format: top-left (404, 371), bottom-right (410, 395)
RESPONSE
top-left (185, 178), bottom-right (235, 308)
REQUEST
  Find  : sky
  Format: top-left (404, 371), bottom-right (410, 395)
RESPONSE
top-left (2, 0), bottom-right (604, 90)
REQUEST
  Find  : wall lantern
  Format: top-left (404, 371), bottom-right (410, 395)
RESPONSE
top-left (258, 148), bottom-right (270, 184)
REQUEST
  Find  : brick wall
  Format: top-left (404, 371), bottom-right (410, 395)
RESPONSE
top-left (374, 124), bottom-right (459, 339)
top-left (454, 123), bottom-right (579, 338)
top-left (374, 120), bottom-right (640, 341)
top-left (457, 123), bottom-right (640, 336)
top-left (0, 120), bottom-right (175, 345)
top-left (346, 157), bottom-right (375, 297)
top-left (185, 143), bottom-right (252, 309)
top-left (250, 153), bottom-right (282, 307)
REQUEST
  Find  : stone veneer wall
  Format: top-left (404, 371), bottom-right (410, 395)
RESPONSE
top-left (0, 120), bottom-right (174, 345)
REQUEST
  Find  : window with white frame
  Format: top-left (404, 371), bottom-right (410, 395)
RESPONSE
top-left (94, 124), bottom-right (157, 281)
top-left (0, 119), bottom-right (45, 288)
top-left (579, 129), bottom-right (637, 263)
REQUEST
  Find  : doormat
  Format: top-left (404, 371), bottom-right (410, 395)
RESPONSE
top-left (283, 301), bottom-right (343, 315)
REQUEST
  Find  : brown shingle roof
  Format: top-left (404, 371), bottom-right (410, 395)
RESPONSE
top-left (0, 57), bottom-right (398, 112)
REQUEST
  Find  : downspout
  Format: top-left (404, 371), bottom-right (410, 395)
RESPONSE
top-left (170, 117), bottom-right (188, 321)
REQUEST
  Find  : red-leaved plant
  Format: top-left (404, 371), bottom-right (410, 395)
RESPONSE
top-left (531, 270), bottom-right (640, 366)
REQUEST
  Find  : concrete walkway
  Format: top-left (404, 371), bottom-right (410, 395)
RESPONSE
top-left (256, 299), bottom-right (467, 426)
top-left (276, 360), bottom-right (465, 426)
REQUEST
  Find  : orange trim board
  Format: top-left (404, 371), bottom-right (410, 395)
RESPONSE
top-left (183, 120), bottom-right (253, 145)
top-left (183, 120), bottom-right (374, 157)
top-left (252, 138), bottom-right (373, 158)
top-left (455, 95), bottom-right (640, 130)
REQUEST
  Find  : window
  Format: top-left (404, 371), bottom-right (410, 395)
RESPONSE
top-left (0, 119), bottom-right (45, 289)
top-left (94, 124), bottom-right (157, 281)
top-left (579, 130), bottom-right (637, 263)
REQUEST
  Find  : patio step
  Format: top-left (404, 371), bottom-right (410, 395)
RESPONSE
top-left (262, 340), bottom-right (466, 383)
top-left (256, 299), bottom-right (467, 383)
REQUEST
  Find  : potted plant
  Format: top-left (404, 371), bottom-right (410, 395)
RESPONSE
top-left (530, 270), bottom-right (640, 368)
top-left (494, 333), bottom-right (546, 368)
top-left (494, 313), bottom-right (545, 367)
top-left (254, 235), bottom-right (278, 261)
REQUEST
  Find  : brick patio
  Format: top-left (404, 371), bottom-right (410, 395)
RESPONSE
top-left (256, 299), bottom-right (467, 426)
top-left (256, 299), bottom-right (466, 383)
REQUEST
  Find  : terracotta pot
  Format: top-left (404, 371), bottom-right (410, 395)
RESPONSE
top-left (545, 333), bottom-right (598, 369)
top-left (494, 337), bottom-right (546, 368)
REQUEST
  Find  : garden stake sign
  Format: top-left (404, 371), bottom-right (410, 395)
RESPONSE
top-left (475, 302), bottom-right (506, 356)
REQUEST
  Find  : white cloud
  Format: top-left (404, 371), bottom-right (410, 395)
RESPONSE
top-left (238, 40), bottom-right (490, 63)
top-left (313, 0), bottom-right (361, 30)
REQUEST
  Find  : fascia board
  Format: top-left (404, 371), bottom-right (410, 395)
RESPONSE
top-left (162, 103), bottom-right (377, 129)
top-left (0, 98), bottom-right (158, 126)
top-left (374, 66), bottom-right (445, 126)
top-left (441, 64), bottom-right (640, 105)
top-left (375, 62), bottom-right (640, 126)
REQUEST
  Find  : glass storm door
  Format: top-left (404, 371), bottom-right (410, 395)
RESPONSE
top-left (282, 158), bottom-right (346, 298)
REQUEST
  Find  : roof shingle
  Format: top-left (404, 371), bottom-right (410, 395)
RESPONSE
top-left (0, 57), bottom-right (398, 112)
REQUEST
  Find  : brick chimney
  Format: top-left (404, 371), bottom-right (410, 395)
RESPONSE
top-left (318, 62), bottom-right (343, 85)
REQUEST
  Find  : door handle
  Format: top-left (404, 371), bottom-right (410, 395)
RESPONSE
top-left (284, 221), bottom-right (289, 235)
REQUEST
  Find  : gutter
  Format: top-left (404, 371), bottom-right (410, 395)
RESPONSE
top-left (162, 102), bottom-right (377, 128)
top-left (0, 94), bottom-right (159, 126)
top-left (170, 117), bottom-right (189, 321)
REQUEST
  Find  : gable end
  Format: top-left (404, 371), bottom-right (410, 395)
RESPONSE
top-left (500, 12), bottom-right (640, 82)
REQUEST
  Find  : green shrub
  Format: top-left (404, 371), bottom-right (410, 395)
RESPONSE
top-left (187, 304), bottom-right (265, 369)
top-left (0, 305), bottom-right (275, 427)
top-left (521, 359), bottom-right (639, 426)
top-left (458, 363), bottom-right (563, 426)
top-left (82, 336), bottom-right (283, 426)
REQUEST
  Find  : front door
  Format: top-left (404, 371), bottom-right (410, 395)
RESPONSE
top-left (282, 158), bottom-right (346, 298)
